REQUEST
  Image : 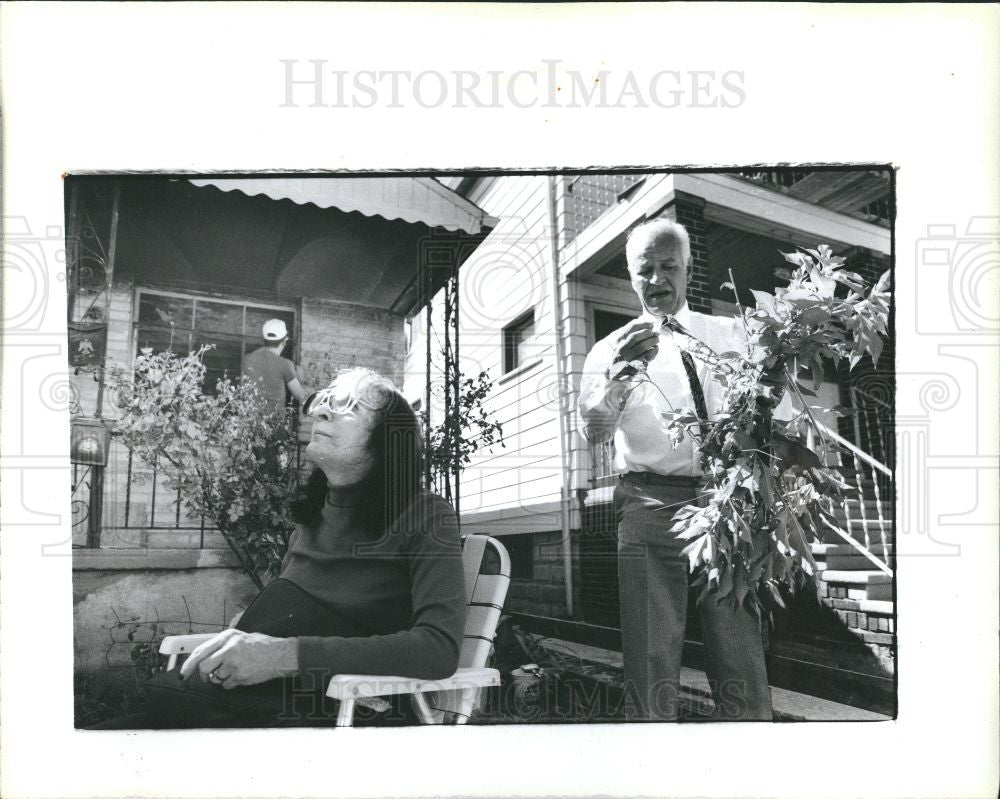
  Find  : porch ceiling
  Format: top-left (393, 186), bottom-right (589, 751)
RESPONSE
top-left (782, 170), bottom-right (889, 216)
top-left (110, 177), bottom-right (494, 315)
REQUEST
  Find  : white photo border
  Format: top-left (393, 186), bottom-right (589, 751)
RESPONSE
top-left (1, 3), bottom-right (998, 798)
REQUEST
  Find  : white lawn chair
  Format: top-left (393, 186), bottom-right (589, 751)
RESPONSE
top-left (159, 534), bottom-right (510, 727)
top-left (326, 534), bottom-right (510, 725)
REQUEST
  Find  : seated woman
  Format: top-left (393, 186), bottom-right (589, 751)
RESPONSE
top-left (142, 368), bottom-right (466, 728)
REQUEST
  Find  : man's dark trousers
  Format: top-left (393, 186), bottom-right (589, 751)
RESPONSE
top-left (615, 472), bottom-right (773, 721)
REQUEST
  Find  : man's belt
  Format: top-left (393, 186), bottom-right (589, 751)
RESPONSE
top-left (621, 471), bottom-right (700, 488)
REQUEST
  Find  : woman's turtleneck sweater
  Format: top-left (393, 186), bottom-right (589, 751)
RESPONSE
top-left (278, 486), bottom-right (466, 681)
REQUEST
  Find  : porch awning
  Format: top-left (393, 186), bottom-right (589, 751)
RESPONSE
top-left (188, 176), bottom-right (496, 235)
top-left (107, 177), bottom-right (495, 315)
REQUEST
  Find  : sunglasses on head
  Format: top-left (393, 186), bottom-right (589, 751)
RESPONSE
top-left (302, 370), bottom-right (395, 418)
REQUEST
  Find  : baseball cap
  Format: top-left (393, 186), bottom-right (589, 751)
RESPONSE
top-left (262, 319), bottom-right (288, 340)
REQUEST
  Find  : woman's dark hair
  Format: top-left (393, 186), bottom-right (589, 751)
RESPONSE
top-left (290, 383), bottom-right (423, 535)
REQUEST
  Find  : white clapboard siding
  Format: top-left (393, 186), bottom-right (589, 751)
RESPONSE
top-left (467, 435), bottom-right (559, 470)
top-left (461, 467), bottom-right (561, 508)
top-left (466, 455), bottom-right (564, 496)
top-left (423, 176), bottom-right (569, 532)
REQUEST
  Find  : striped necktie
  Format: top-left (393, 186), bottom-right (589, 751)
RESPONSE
top-left (662, 317), bottom-right (710, 438)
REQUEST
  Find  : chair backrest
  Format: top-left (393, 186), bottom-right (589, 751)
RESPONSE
top-left (458, 534), bottom-right (511, 669)
top-left (426, 534), bottom-right (509, 724)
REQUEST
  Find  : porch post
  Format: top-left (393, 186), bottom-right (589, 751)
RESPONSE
top-left (94, 183), bottom-right (121, 419)
top-left (423, 256), bottom-right (433, 490)
top-left (546, 176), bottom-right (575, 617)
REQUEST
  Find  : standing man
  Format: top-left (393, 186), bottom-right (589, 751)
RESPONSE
top-left (242, 319), bottom-right (307, 412)
top-left (579, 218), bottom-right (786, 721)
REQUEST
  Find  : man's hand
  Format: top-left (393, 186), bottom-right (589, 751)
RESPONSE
top-left (609, 321), bottom-right (659, 378)
top-left (179, 628), bottom-right (298, 689)
top-left (758, 369), bottom-right (786, 408)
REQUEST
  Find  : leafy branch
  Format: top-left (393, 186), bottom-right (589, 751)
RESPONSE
top-left (109, 347), bottom-right (298, 589)
top-left (649, 245), bottom-right (890, 610)
top-left (420, 370), bottom-right (504, 502)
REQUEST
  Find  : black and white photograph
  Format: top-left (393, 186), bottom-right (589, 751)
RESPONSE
top-left (1, 4), bottom-right (997, 799)
top-left (66, 169), bottom-right (896, 729)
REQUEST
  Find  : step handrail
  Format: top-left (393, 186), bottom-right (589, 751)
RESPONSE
top-left (851, 384), bottom-right (893, 412)
top-left (818, 521), bottom-right (893, 577)
top-left (806, 420), bottom-right (893, 577)
top-left (812, 420), bottom-right (892, 477)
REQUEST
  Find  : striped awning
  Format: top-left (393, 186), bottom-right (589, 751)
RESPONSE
top-left (188, 176), bottom-right (495, 235)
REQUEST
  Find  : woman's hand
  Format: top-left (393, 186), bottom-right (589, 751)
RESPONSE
top-left (179, 629), bottom-right (299, 689)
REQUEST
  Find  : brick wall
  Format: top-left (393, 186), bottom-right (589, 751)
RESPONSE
top-left (655, 192), bottom-right (712, 314)
top-left (563, 174), bottom-right (649, 247)
top-left (298, 298), bottom-right (407, 393)
top-left (835, 248), bottom-right (894, 465)
top-left (576, 500), bottom-right (620, 626)
top-left (498, 531), bottom-right (572, 619)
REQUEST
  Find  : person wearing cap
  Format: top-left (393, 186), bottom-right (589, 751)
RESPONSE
top-left (579, 218), bottom-right (792, 722)
top-left (241, 319), bottom-right (307, 411)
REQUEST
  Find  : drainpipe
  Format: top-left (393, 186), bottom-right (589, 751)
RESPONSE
top-left (546, 176), bottom-right (574, 617)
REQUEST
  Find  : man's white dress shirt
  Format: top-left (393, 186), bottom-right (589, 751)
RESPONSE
top-left (579, 303), bottom-right (794, 477)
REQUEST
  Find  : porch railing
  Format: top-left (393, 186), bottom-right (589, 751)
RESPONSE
top-left (807, 421), bottom-right (893, 576)
top-left (76, 422), bottom-right (308, 550)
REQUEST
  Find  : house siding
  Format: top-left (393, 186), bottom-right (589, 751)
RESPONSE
top-left (411, 175), bottom-right (568, 534)
top-left (434, 175), bottom-right (894, 637)
top-left (419, 182), bottom-right (719, 535)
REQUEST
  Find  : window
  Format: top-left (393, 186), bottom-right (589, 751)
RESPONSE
top-left (134, 290), bottom-right (296, 393)
top-left (592, 308), bottom-right (634, 345)
top-left (404, 314), bottom-right (423, 355)
top-left (502, 310), bottom-right (536, 374)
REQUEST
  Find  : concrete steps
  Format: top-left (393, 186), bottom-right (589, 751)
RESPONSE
top-left (822, 516), bottom-right (893, 535)
top-left (810, 534), bottom-right (896, 668)
top-left (812, 542), bottom-right (895, 572)
top-left (819, 553), bottom-right (894, 571)
top-left (828, 498), bottom-right (888, 514)
top-left (813, 542), bottom-right (894, 558)
top-left (817, 569), bottom-right (893, 601)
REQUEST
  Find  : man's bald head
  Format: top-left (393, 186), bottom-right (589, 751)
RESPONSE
top-left (625, 219), bottom-right (691, 269)
top-left (624, 219), bottom-right (691, 317)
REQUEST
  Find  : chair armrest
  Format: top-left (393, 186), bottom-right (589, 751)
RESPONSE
top-left (325, 667), bottom-right (500, 701)
top-left (159, 634), bottom-right (220, 671)
top-left (159, 633), bottom-right (219, 655)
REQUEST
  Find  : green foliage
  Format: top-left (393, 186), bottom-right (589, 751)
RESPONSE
top-left (655, 246), bottom-right (890, 610)
top-left (421, 370), bottom-right (504, 500)
top-left (110, 347), bottom-right (297, 589)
